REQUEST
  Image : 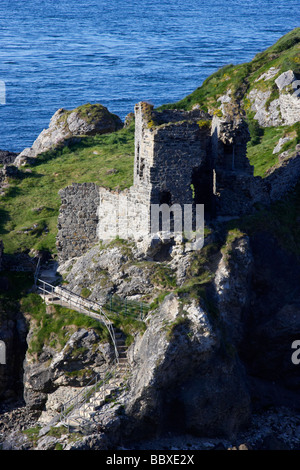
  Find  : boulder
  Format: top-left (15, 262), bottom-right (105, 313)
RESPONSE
top-left (273, 136), bottom-right (293, 154)
top-left (248, 70), bottom-right (300, 127)
top-left (275, 70), bottom-right (297, 91)
top-left (14, 103), bottom-right (123, 166)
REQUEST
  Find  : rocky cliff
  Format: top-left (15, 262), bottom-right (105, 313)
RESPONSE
top-left (6, 222), bottom-right (298, 450)
top-left (1, 29), bottom-right (300, 451)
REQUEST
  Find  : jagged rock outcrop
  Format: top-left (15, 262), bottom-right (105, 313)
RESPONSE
top-left (214, 234), bottom-right (254, 345)
top-left (58, 244), bottom-right (152, 303)
top-left (0, 150), bottom-right (18, 166)
top-left (58, 234), bottom-right (182, 303)
top-left (85, 294), bottom-right (251, 445)
top-left (23, 318), bottom-right (115, 411)
top-left (14, 103), bottom-right (123, 167)
top-left (248, 70), bottom-right (300, 127)
top-left (53, 237), bottom-right (252, 441)
top-left (123, 295), bottom-right (251, 439)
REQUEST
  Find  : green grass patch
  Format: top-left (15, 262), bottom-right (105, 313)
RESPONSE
top-left (107, 310), bottom-right (146, 346)
top-left (22, 426), bottom-right (41, 446)
top-left (80, 287), bottom-right (91, 299)
top-left (174, 243), bottom-right (221, 307)
top-left (246, 121), bottom-right (300, 177)
top-left (165, 313), bottom-right (190, 341)
top-left (0, 125), bottom-right (134, 254)
top-left (21, 293), bottom-right (110, 355)
top-left (101, 237), bottom-right (135, 258)
top-left (103, 294), bottom-right (149, 345)
top-left (149, 290), bottom-right (171, 310)
top-left (246, 126), bottom-right (287, 177)
top-left (220, 228), bottom-right (246, 262)
top-left (158, 28), bottom-right (300, 116)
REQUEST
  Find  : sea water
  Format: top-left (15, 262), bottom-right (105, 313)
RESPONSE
top-left (0, 0), bottom-right (298, 152)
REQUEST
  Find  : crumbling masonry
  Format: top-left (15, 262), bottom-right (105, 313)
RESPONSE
top-left (56, 101), bottom-right (300, 262)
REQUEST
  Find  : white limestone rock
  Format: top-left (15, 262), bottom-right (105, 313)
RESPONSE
top-left (275, 70), bottom-right (297, 90)
top-left (273, 136), bottom-right (293, 154)
top-left (14, 104), bottom-right (123, 166)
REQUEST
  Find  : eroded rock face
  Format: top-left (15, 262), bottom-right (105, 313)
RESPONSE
top-left (214, 235), bottom-right (254, 346)
top-left (122, 295), bottom-right (251, 439)
top-left (23, 325), bottom-right (114, 411)
top-left (58, 244), bottom-right (155, 303)
top-left (57, 235), bottom-right (186, 303)
top-left (248, 88), bottom-right (282, 128)
top-left (0, 150), bottom-right (18, 166)
top-left (240, 233), bottom-right (300, 408)
top-left (248, 70), bottom-right (300, 127)
top-left (14, 103), bottom-right (123, 166)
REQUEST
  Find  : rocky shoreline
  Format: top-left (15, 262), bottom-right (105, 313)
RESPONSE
top-left (1, 402), bottom-right (300, 450)
top-left (0, 150), bottom-right (18, 166)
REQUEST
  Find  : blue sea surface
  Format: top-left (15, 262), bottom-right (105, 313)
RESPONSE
top-left (0, 0), bottom-right (299, 152)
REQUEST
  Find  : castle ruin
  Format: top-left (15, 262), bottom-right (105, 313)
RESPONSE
top-left (56, 101), bottom-right (300, 262)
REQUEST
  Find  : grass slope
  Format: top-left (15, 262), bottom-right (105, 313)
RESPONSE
top-left (0, 125), bottom-right (134, 254)
top-left (158, 28), bottom-right (300, 114)
top-left (158, 28), bottom-right (300, 178)
top-left (0, 29), bottom-right (300, 254)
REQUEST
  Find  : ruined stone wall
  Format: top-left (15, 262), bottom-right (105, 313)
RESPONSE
top-left (56, 183), bottom-right (100, 262)
top-left (134, 102), bottom-right (212, 206)
top-left (134, 103), bottom-right (154, 188)
top-left (97, 186), bottom-right (150, 241)
top-left (215, 171), bottom-right (269, 217)
top-left (150, 122), bottom-right (211, 205)
top-left (56, 100), bottom-right (300, 262)
top-left (211, 115), bottom-right (253, 174)
top-left (215, 151), bottom-right (300, 217)
top-left (211, 114), bottom-right (258, 217)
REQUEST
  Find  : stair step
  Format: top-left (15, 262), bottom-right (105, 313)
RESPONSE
top-left (94, 400), bottom-right (105, 407)
top-left (79, 408), bottom-right (95, 417)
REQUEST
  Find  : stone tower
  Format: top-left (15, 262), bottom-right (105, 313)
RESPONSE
top-left (134, 102), bottom-right (214, 217)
